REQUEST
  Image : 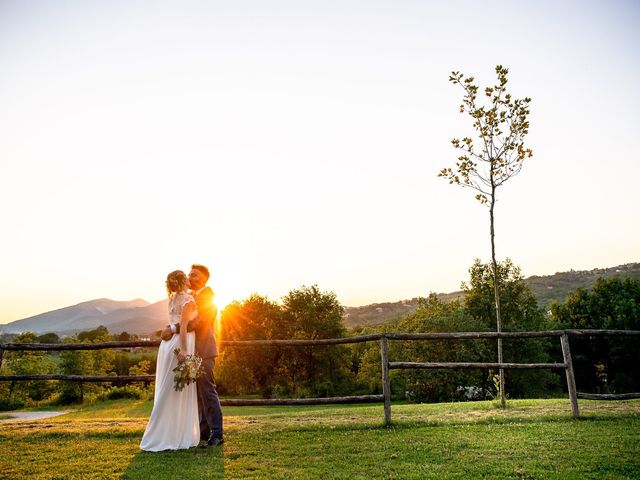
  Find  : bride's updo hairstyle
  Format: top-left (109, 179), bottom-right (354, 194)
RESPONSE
top-left (166, 270), bottom-right (188, 297)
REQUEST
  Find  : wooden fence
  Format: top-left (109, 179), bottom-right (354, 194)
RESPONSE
top-left (1, 329), bottom-right (638, 424)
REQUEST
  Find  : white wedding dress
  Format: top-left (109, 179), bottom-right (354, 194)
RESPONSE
top-left (140, 292), bottom-right (200, 451)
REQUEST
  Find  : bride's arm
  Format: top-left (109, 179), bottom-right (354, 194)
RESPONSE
top-left (178, 301), bottom-right (196, 361)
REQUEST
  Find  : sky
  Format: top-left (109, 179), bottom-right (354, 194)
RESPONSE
top-left (1, 0), bottom-right (639, 325)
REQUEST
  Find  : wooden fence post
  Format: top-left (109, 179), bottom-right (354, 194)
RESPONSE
top-left (0, 347), bottom-right (4, 369)
top-left (498, 337), bottom-right (506, 408)
top-left (380, 335), bottom-right (391, 425)
top-left (560, 333), bottom-right (579, 418)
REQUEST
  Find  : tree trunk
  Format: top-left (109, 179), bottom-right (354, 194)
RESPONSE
top-left (489, 184), bottom-right (506, 408)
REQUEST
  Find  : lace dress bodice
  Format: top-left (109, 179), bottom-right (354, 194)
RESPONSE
top-left (168, 292), bottom-right (196, 326)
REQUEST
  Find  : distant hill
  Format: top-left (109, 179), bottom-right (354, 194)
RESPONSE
top-left (343, 262), bottom-right (640, 329)
top-left (525, 262), bottom-right (640, 306)
top-left (343, 291), bottom-right (463, 330)
top-left (0, 298), bottom-right (169, 337)
top-left (2, 262), bottom-right (638, 335)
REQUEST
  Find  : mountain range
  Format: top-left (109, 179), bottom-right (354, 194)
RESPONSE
top-left (1, 262), bottom-right (638, 335)
top-left (343, 262), bottom-right (640, 328)
top-left (0, 298), bottom-right (170, 337)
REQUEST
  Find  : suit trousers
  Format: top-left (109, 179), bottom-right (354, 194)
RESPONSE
top-left (196, 357), bottom-right (223, 439)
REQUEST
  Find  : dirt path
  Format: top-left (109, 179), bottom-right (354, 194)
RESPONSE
top-left (1, 411), bottom-right (70, 421)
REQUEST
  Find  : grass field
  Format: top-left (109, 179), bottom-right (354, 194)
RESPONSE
top-left (0, 398), bottom-right (639, 479)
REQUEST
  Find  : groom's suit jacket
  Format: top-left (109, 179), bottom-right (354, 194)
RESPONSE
top-left (175, 286), bottom-right (218, 358)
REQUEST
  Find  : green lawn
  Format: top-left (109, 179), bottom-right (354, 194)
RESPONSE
top-left (1, 398), bottom-right (638, 479)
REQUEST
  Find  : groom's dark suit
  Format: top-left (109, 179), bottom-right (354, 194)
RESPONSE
top-left (174, 286), bottom-right (223, 440)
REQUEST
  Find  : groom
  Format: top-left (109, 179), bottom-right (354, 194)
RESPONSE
top-left (161, 264), bottom-right (224, 447)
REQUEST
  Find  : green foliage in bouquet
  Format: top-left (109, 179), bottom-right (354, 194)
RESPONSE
top-left (172, 348), bottom-right (204, 392)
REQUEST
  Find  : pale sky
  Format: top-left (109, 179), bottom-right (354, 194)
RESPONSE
top-left (1, 0), bottom-right (639, 325)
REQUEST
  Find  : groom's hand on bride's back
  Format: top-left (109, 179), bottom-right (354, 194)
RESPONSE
top-left (160, 327), bottom-right (173, 341)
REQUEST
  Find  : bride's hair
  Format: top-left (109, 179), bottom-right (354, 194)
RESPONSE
top-left (166, 270), bottom-right (188, 297)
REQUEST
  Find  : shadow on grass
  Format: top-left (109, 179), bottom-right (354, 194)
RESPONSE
top-left (121, 445), bottom-right (225, 480)
top-left (282, 408), bottom-right (640, 435)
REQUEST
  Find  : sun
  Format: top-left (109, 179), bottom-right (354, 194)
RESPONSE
top-left (211, 284), bottom-right (243, 341)
top-left (208, 268), bottom-right (259, 340)
top-left (211, 268), bottom-right (254, 313)
top-left (212, 288), bottom-right (233, 313)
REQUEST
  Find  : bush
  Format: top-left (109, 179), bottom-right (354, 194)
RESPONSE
top-left (97, 385), bottom-right (148, 401)
top-left (0, 398), bottom-right (26, 411)
top-left (57, 385), bottom-right (82, 405)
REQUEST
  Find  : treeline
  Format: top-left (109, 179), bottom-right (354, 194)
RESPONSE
top-left (0, 326), bottom-right (156, 409)
top-left (1, 260), bottom-right (639, 409)
top-left (220, 260), bottom-right (639, 402)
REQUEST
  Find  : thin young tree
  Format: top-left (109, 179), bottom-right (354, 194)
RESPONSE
top-left (439, 65), bottom-right (533, 407)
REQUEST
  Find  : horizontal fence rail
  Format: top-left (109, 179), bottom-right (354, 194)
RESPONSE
top-left (2, 329), bottom-right (638, 352)
top-left (0, 374), bottom-right (155, 382)
top-left (1, 329), bottom-right (638, 423)
top-left (0, 334), bottom-right (386, 353)
top-left (389, 362), bottom-right (567, 370)
top-left (221, 334), bottom-right (384, 347)
top-left (577, 392), bottom-right (640, 400)
top-left (220, 395), bottom-right (384, 406)
top-left (386, 331), bottom-right (563, 339)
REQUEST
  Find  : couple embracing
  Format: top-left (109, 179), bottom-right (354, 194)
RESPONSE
top-left (140, 264), bottom-right (224, 452)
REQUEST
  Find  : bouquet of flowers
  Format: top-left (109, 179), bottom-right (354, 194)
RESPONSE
top-left (172, 348), bottom-right (204, 392)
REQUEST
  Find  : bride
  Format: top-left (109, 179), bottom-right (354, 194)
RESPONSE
top-left (140, 270), bottom-right (200, 451)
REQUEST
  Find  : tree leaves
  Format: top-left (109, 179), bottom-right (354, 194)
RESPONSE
top-left (442, 65), bottom-right (533, 206)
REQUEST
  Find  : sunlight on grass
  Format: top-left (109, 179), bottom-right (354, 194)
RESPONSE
top-left (1, 399), bottom-right (638, 479)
